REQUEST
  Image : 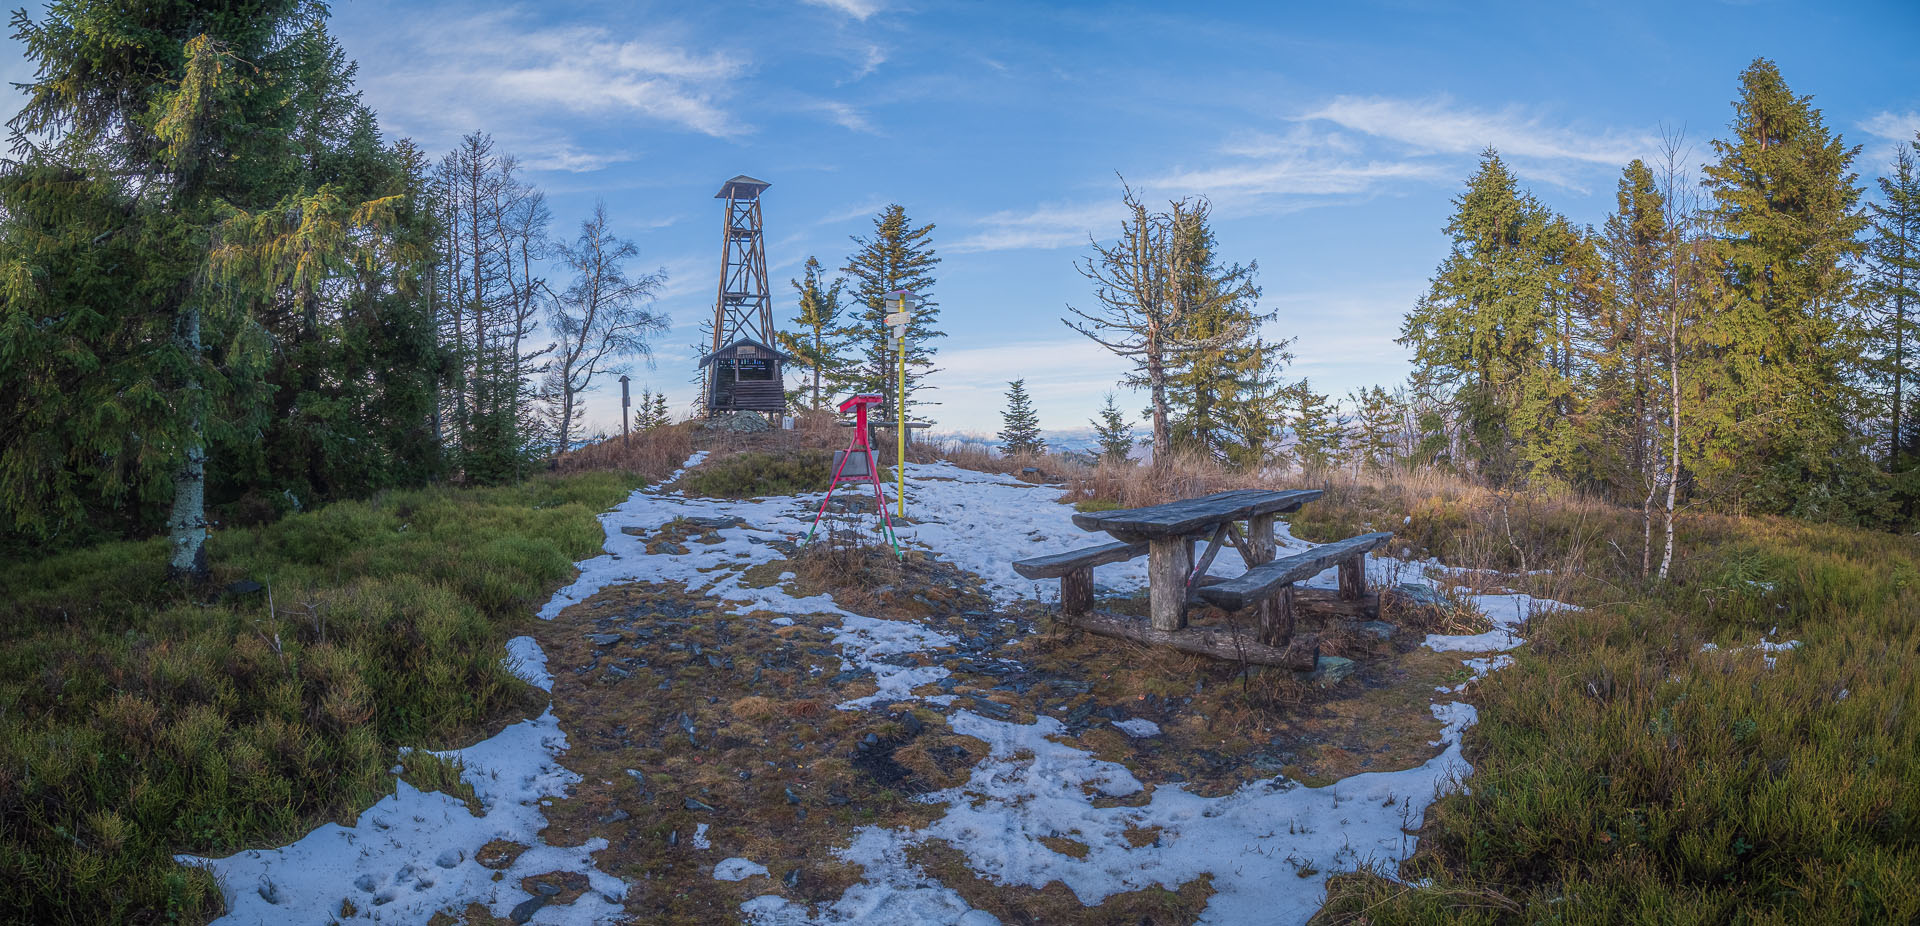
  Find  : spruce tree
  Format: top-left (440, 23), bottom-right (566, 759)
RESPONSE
top-left (844, 206), bottom-right (941, 418)
top-left (998, 379), bottom-right (1046, 456)
top-left (1399, 149), bottom-right (1595, 485)
top-left (1284, 379), bottom-right (1346, 472)
top-left (1596, 159), bottom-right (1670, 498)
top-left (653, 393), bottom-right (670, 427)
top-left (1090, 393), bottom-right (1135, 463)
top-left (1868, 133), bottom-right (1920, 468)
top-left (8, 1), bottom-right (339, 577)
top-left (779, 256), bottom-right (858, 410)
top-left (1347, 385), bottom-right (1400, 473)
top-left (1159, 208), bottom-right (1281, 461)
top-left (1698, 58), bottom-right (1867, 514)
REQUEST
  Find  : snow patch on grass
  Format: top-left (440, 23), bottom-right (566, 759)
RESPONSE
top-left (178, 708), bottom-right (624, 923)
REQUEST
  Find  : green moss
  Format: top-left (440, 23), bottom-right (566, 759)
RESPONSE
top-left (0, 471), bottom-right (637, 924)
top-left (679, 450), bottom-right (892, 499)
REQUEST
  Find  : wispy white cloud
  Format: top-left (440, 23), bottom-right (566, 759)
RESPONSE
top-left (807, 99), bottom-right (879, 134)
top-left (1301, 95), bottom-right (1654, 166)
top-left (519, 145), bottom-right (636, 173)
top-left (948, 201), bottom-right (1126, 253)
top-left (802, 0), bottom-right (885, 21)
top-left (358, 9), bottom-right (750, 151)
top-left (816, 199), bottom-right (891, 225)
top-left (1861, 110), bottom-right (1920, 167)
top-left (927, 336), bottom-right (1132, 430)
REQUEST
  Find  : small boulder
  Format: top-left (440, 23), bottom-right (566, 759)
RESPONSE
top-left (1304, 655), bottom-right (1356, 688)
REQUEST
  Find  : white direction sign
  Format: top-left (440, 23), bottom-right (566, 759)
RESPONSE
top-left (883, 312), bottom-right (911, 326)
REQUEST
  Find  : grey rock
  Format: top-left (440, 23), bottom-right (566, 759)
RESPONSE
top-left (532, 880), bottom-right (562, 897)
top-left (1393, 583), bottom-right (1449, 609)
top-left (684, 797), bottom-right (717, 812)
top-left (586, 632), bottom-right (624, 645)
top-left (1352, 620), bottom-right (1395, 641)
top-left (226, 579), bottom-right (265, 597)
top-left (510, 895), bottom-right (548, 924)
top-left (784, 868), bottom-right (801, 888)
top-left (785, 787), bottom-right (801, 805)
top-left (600, 808), bottom-right (630, 824)
top-left (1305, 655), bottom-right (1357, 688)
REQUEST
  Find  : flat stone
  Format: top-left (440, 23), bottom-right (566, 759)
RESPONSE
top-left (225, 579), bottom-right (265, 596)
top-left (1352, 620), bottom-right (1395, 641)
top-left (684, 797), bottom-right (716, 812)
top-left (510, 895), bottom-right (547, 924)
top-left (1304, 655), bottom-right (1357, 688)
top-left (1392, 583), bottom-right (1449, 609)
top-left (586, 632), bottom-right (624, 645)
top-left (531, 880), bottom-right (562, 897)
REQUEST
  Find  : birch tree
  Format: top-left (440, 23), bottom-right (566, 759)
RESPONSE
top-left (544, 203), bottom-right (667, 456)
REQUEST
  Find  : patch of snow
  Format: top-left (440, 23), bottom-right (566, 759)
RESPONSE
top-left (178, 707), bottom-right (625, 924)
top-left (1423, 593), bottom-right (1575, 653)
top-left (503, 635), bottom-right (551, 691)
top-left (1701, 635), bottom-right (1800, 669)
top-left (693, 823), bottom-right (712, 850)
top-left (1111, 718), bottom-right (1161, 737)
top-left (714, 858), bottom-right (770, 881)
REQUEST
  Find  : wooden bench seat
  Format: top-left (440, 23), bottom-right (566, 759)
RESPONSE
top-left (1195, 531), bottom-right (1393, 643)
top-left (1012, 541), bottom-right (1148, 615)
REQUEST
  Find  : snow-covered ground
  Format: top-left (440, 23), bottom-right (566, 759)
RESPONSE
top-left (181, 456), bottom-right (1570, 925)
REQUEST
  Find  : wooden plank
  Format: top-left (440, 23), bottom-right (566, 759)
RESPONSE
top-left (1060, 611), bottom-right (1319, 670)
top-left (1071, 489), bottom-right (1324, 539)
top-left (1148, 537), bottom-right (1191, 632)
top-left (1011, 541), bottom-right (1147, 579)
top-left (1196, 532), bottom-right (1394, 612)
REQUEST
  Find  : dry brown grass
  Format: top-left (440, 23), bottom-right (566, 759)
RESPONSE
top-left (553, 421), bottom-right (698, 483)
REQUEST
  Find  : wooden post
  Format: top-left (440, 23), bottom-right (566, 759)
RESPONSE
top-left (1148, 537), bottom-right (1192, 631)
top-left (619, 374), bottom-right (631, 447)
top-left (1338, 555), bottom-right (1367, 600)
top-left (1060, 568), bottom-right (1094, 617)
top-left (1247, 513), bottom-right (1282, 642)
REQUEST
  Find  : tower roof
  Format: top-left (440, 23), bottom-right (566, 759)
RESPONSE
top-left (715, 175), bottom-right (771, 199)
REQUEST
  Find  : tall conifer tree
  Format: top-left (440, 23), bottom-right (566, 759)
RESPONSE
top-left (844, 205), bottom-right (941, 418)
top-left (1697, 59), bottom-right (1867, 514)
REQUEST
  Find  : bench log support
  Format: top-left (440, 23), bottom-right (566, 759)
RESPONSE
top-left (1061, 566), bottom-right (1094, 617)
top-left (1338, 555), bottom-right (1367, 600)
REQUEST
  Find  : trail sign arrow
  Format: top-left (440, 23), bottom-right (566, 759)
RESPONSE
top-left (883, 312), bottom-right (911, 326)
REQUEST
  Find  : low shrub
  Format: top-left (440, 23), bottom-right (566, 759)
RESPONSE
top-left (0, 471), bottom-right (637, 924)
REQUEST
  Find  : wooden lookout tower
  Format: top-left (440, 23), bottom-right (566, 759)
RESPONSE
top-left (699, 175), bottom-right (787, 418)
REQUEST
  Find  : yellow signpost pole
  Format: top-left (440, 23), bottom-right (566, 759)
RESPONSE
top-left (896, 291), bottom-right (908, 520)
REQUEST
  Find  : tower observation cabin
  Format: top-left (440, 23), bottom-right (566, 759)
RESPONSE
top-left (699, 175), bottom-right (788, 418)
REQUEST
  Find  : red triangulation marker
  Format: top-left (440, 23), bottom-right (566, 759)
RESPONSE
top-left (804, 394), bottom-right (901, 557)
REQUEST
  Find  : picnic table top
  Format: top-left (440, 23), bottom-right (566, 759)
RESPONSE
top-left (1069, 488), bottom-right (1323, 540)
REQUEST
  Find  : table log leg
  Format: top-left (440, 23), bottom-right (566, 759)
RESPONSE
top-left (1149, 537), bottom-right (1192, 631)
top-left (1338, 554), bottom-right (1367, 600)
top-left (1248, 513), bottom-right (1282, 642)
top-left (1061, 567), bottom-right (1094, 617)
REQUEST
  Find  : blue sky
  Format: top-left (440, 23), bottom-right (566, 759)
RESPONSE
top-left (7, 0), bottom-right (1919, 434)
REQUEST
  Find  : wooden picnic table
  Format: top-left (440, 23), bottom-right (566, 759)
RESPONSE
top-left (1071, 488), bottom-right (1323, 632)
